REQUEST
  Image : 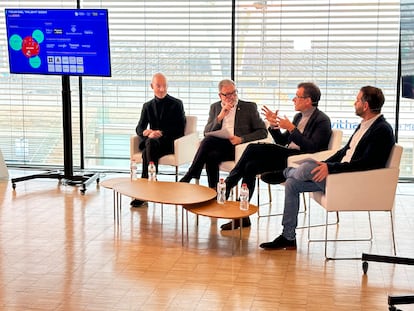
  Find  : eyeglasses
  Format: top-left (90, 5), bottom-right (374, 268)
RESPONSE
top-left (219, 90), bottom-right (238, 98)
top-left (293, 95), bottom-right (309, 99)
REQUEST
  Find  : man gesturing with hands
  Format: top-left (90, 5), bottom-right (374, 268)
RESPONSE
top-left (260, 85), bottom-right (395, 250)
top-left (220, 82), bottom-right (332, 231)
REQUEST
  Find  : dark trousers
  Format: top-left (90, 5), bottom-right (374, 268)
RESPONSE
top-left (225, 143), bottom-right (302, 200)
top-left (184, 136), bottom-right (235, 188)
top-left (141, 137), bottom-right (174, 178)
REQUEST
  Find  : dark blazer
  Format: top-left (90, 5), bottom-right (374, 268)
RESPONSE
top-left (136, 94), bottom-right (186, 150)
top-left (268, 108), bottom-right (332, 153)
top-left (204, 100), bottom-right (267, 143)
top-left (325, 115), bottom-right (395, 174)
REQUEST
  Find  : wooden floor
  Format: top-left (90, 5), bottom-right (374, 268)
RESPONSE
top-left (1, 170), bottom-right (414, 311)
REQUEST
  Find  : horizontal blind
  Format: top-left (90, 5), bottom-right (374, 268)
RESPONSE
top-left (1, 1), bottom-right (413, 177)
top-left (235, 0), bottom-right (399, 126)
top-left (81, 0), bottom-right (233, 169)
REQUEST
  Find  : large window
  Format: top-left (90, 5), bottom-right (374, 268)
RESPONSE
top-left (1, 1), bottom-right (412, 178)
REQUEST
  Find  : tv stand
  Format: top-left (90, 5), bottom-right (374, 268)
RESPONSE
top-left (11, 75), bottom-right (99, 194)
top-left (362, 253), bottom-right (414, 310)
top-left (11, 170), bottom-right (99, 195)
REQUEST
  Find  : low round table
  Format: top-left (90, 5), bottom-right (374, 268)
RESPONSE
top-left (113, 179), bottom-right (216, 205)
top-left (103, 178), bottom-right (217, 244)
top-left (183, 199), bottom-right (258, 253)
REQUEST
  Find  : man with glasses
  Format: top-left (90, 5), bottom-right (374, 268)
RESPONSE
top-left (220, 82), bottom-right (332, 230)
top-left (260, 85), bottom-right (395, 250)
top-left (180, 79), bottom-right (267, 191)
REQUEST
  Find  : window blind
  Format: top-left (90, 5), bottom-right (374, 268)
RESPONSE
top-left (0, 1), bottom-right (412, 177)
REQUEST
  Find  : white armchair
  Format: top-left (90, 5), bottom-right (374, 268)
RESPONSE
top-left (130, 115), bottom-right (199, 181)
top-left (309, 144), bottom-right (403, 260)
top-left (258, 129), bottom-right (343, 215)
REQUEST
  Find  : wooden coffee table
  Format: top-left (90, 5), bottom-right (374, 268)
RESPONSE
top-left (183, 199), bottom-right (258, 253)
top-left (113, 179), bottom-right (216, 205)
top-left (101, 178), bottom-right (258, 251)
top-left (101, 178), bottom-right (217, 242)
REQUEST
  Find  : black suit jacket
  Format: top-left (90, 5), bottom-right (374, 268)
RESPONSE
top-left (136, 94), bottom-right (186, 150)
top-left (268, 108), bottom-right (332, 153)
top-left (325, 115), bottom-right (395, 173)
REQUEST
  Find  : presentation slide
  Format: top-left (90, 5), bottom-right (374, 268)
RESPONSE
top-left (5, 8), bottom-right (111, 77)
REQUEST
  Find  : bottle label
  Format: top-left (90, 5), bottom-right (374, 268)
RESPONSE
top-left (148, 163), bottom-right (157, 181)
top-left (131, 161), bottom-right (138, 180)
top-left (217, 181), bottom-right (226, 204)
top-left (239, 186), bottom-right (249, 210)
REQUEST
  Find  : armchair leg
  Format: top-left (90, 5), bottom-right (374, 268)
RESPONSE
top-left (301, 205), bottom-right (339, 232)
top-left (323, 211), bottom-right (362, 261)
top-left (302, 193), bottom-right (307, 212)
top-left (267, 182), bottom-right (272, 203)
top-left (316, 211), bottom-right (381, 261)
top-left (256, 175), bottom-right (272, 214)
top-left (258, 187), bottom-right (307, 219)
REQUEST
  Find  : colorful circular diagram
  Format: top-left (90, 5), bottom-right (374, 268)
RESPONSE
top-left (8, 29), bottom-right (45, 69)
top-left (22, 36), bottom-right (40, 58)
top-left (8, 34), bottom-right (23, 51)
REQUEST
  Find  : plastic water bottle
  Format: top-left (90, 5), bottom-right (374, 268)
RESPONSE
top-left (148, 161), bottom-right (157, 181)
top-left (130, 160), bottom-right (138, 180)
top-left (239, 183), bottom-right (249, 211)
top-left (217, 178), bottom-right (226, 204)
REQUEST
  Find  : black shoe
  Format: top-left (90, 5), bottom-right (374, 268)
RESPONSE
top-left (179, 174), bottom-right (192, 183)
top-left (259, 235), bottom-right (297, 250)
top-left (220, 217), bottom-right (251, 230)
top-left (260, 170), bottom-right (286, 184)
top-left (130, 199), bottom-right (146, 207)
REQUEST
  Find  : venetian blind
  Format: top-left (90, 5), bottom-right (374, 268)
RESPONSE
top-left (1, 1), bottom-right (410, 176)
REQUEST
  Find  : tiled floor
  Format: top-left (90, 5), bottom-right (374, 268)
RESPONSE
top-left (1, 169), bottom-right (414, 310)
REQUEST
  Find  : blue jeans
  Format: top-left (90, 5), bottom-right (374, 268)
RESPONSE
top-left (281, 161), bottom-right (326, 240)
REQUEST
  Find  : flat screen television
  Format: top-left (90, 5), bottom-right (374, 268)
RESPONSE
top-left (400, 0), bottom-right (414, 99)
top-left (5, 8), bottom-right (111, 77)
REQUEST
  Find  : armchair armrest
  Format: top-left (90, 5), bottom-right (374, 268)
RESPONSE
top-left (173, 131), bottom-right (200, 165)
top-left (287, 150), bottom-right (338, 167)
top-left (130, 135), bottom-right (141, 161)
top-left (130, 133), bottom-right (200, 166)
top-left (312, 167), bottom-right (399, 212)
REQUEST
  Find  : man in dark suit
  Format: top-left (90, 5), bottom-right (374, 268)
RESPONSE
top-left (260, 85), bottom-right (395, 250)
top-left (180, 79), bottom-right (268, 195)
top-left (132, 72), bottom-right (186, 207)
top-left (221, 82), bottom-right (332, 230)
